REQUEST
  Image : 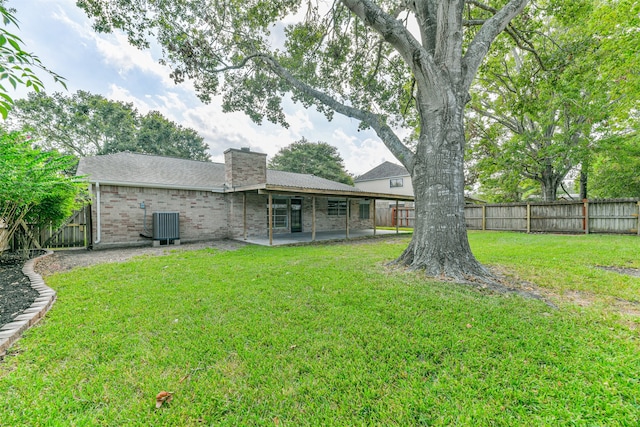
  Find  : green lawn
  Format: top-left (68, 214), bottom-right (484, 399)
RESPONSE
top-left (1, 232), bottom-right (638, 426)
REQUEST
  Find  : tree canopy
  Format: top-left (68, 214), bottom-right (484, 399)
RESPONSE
top-left (588, 129), bottom-right (640, 198)
top-left (0, 130), bottom-right (86, 254)
top-left (10, 91), bottom-right (211, 161)
top-left (0, 4), bottom-right (66, 119)
top-left (77, 0), bottom-right (537, 283)
top-left (268, 138), bottom-right (354, 185)
top-left (466, 0), bottom-right (640, 202)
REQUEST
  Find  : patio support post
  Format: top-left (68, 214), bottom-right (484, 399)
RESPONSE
top-left (312, 197), bottom-right (316, 241)
top-left (345, 198), bottom-right (350, 240)
top-left (243, 192), bottom-right (247, 240)
top-left (373, 199), bottom-right (377, 236)
top-left (268, 192), bottom-right (273, 246)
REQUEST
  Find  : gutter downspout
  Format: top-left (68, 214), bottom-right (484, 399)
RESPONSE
top-left (94, 182), bottom-right (101, 244)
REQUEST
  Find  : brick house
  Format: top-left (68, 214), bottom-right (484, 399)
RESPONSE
top-left (76, 148), bottom-right (413, 249)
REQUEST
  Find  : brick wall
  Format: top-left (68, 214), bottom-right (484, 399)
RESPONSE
top-left (90, 187), bottom-right (374, 249)
top-left (310, 198), bottom-right (373, 231)
top-left (227, 194), bottom-right (373, 239)
top-left (91, 184), bottom-right (228, 249)
top-left (224, 148), bottom-right (267, 189)
top-left (227, 192), bottom-right (269, 239)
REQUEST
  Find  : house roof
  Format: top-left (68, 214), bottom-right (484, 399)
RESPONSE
top-left (77, 152), bottom-right (413, 200)
top-left (76, 152), bottom-right (226, 190)
top-left (354, 161), bottom-right (409, 182)
top-left (267, 170), bottom-right (361, 193)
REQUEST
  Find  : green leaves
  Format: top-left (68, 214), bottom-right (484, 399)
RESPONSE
top-left (0, 6), bottom-right (66, 119)
top-left (11, 91), bottom-right (210, 161)
top-left (0, 131), bottom-right (87, 251)
top-left (268, 138), bottom-right (354, 185)
top-left (466, 0), bottom-right (639, 201)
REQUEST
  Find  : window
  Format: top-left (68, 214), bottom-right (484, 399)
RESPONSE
top-left (359, 201), bottom-right (370, 219)
top-left (267, 198), bottom-right (288, 228)
top-left (390, 178), bottom-right (403, 188)
top-left (328, 199), bottom-right (347, 216)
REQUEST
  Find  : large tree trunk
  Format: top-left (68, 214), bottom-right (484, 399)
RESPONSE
top-left (579, 170), bottom-right (588, 200)
top-left (395, 96), bottom-right (491, 281)
top-left (540, 165), bottom-right (559, 201)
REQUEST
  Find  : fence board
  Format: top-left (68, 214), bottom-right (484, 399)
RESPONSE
top-left (486, 205), bottom-right (527, 231)
top-left (6, 207), bottom-right (89, 251)
top-left (588, 199), bottom-right (638, 234)
top-left (530, 202), bottom-right (585, 233)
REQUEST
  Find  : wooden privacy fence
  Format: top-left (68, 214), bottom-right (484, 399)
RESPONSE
top-left (465, 199), bottom-right (640, 235)
top-left (376, 199), bottom-right (640, 235)
top-left (376, 206), bottom-right (415, 228)
top-left (4, 206), bottom-right (90, 251)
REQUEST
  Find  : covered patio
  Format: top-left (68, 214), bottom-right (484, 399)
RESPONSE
top-left (238, 227), bottom-right (412, 246)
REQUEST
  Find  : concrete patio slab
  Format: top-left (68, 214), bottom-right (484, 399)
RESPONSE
top-left (236, 228), bottom-right (412, 246)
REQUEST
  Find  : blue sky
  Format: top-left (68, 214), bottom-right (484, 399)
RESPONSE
top-left (6, 0), bottom-right (398, 176)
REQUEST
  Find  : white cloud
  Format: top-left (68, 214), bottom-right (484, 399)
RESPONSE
top-left (286, 109), bottom-right (314, 137)
top-left (93, 33), bottom-right (175, 86)
top-left (52, 2), bottom-right (175, 87)
top-left (330, 129), bottom-right (396, 176)
top-left (107, 84), bottom-right (152, 111)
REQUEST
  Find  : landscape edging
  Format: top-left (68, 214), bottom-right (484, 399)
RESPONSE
top-left (0, 250), bottom-right (56, 357)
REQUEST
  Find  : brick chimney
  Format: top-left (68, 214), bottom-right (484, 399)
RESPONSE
top-left (224, 147), bottom-right (267, 190)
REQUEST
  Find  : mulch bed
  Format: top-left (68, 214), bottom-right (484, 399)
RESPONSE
top-left (0, 254), bottom-right (40, 327)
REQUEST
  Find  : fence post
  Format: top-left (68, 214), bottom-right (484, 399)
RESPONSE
top-left (526, 203), bottom-right (531, 233)
top-left (583, 199), bottom-right (590, 234)
top-left (482, 205), bottom-right (486, 231)
top-left (637, 201), bottom-right (640, 236)
top-left (395, 200), bottom-right (399, 234)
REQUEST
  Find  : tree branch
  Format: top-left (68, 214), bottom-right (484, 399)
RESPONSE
top-left (462, 0), bottom-right (530, 91)
top-left (339, 0), bottom-right (440, 88)
top-left (256, 53), bottom-right (416, 171)
top-left (469, 104), bottom-right (522, 134)
top-left (504, 25), bottom-right (546, 70)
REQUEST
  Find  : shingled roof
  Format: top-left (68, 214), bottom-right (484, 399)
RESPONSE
top-left (76, 152), bottom-right (372, 195)
top-left (354, 161), bottom-right (409, 182)
top-left (76, 152), bottom-right (227, 190)
top-left (266, 170), bottom-right (363, 193)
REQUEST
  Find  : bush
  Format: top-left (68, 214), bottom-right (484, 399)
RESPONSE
top-left (0, 131), bottom-right (86, 254)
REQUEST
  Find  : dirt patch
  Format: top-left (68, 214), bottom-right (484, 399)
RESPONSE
top-left (33, 240), bottom-right (246, 277)
top-left (596, 266), bottom-right (640, 277)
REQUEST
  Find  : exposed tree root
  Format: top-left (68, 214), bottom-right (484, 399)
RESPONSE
top-left (387, 256), bottom-right (557, 308)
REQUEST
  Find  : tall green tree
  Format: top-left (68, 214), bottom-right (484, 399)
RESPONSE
top-left (0, 4), bottom-right (66, 118)
top-left (269, 138), bottom-right (353, 185)
top-left (11, 91), bottom-right (136, 157)
top-left (466, 0), bottom-right (639, 202)
top-left (0, 131), bottom-right (86, 254)
top-left (132, 111), bottom-right (210, 161)
top-left (78, 0), bottom-right (531, 282)
top-left (588, 129), bottom-right (640, 198)
top-left (580, 0), bottom-right (640, 198)
top-left (10, 91), bottom-right (211, 161)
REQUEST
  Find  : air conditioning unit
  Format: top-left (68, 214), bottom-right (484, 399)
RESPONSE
top-left (153, 212), bottom-right (180, 244)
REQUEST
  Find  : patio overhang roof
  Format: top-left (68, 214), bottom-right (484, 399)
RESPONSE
top-left (257, 186), bottom-right (415, 201)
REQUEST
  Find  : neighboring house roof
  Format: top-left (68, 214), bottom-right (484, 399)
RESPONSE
top-left (77, 152), bottom-right (412, 200)
top-left (354, 161), bottom-right (409, 182)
